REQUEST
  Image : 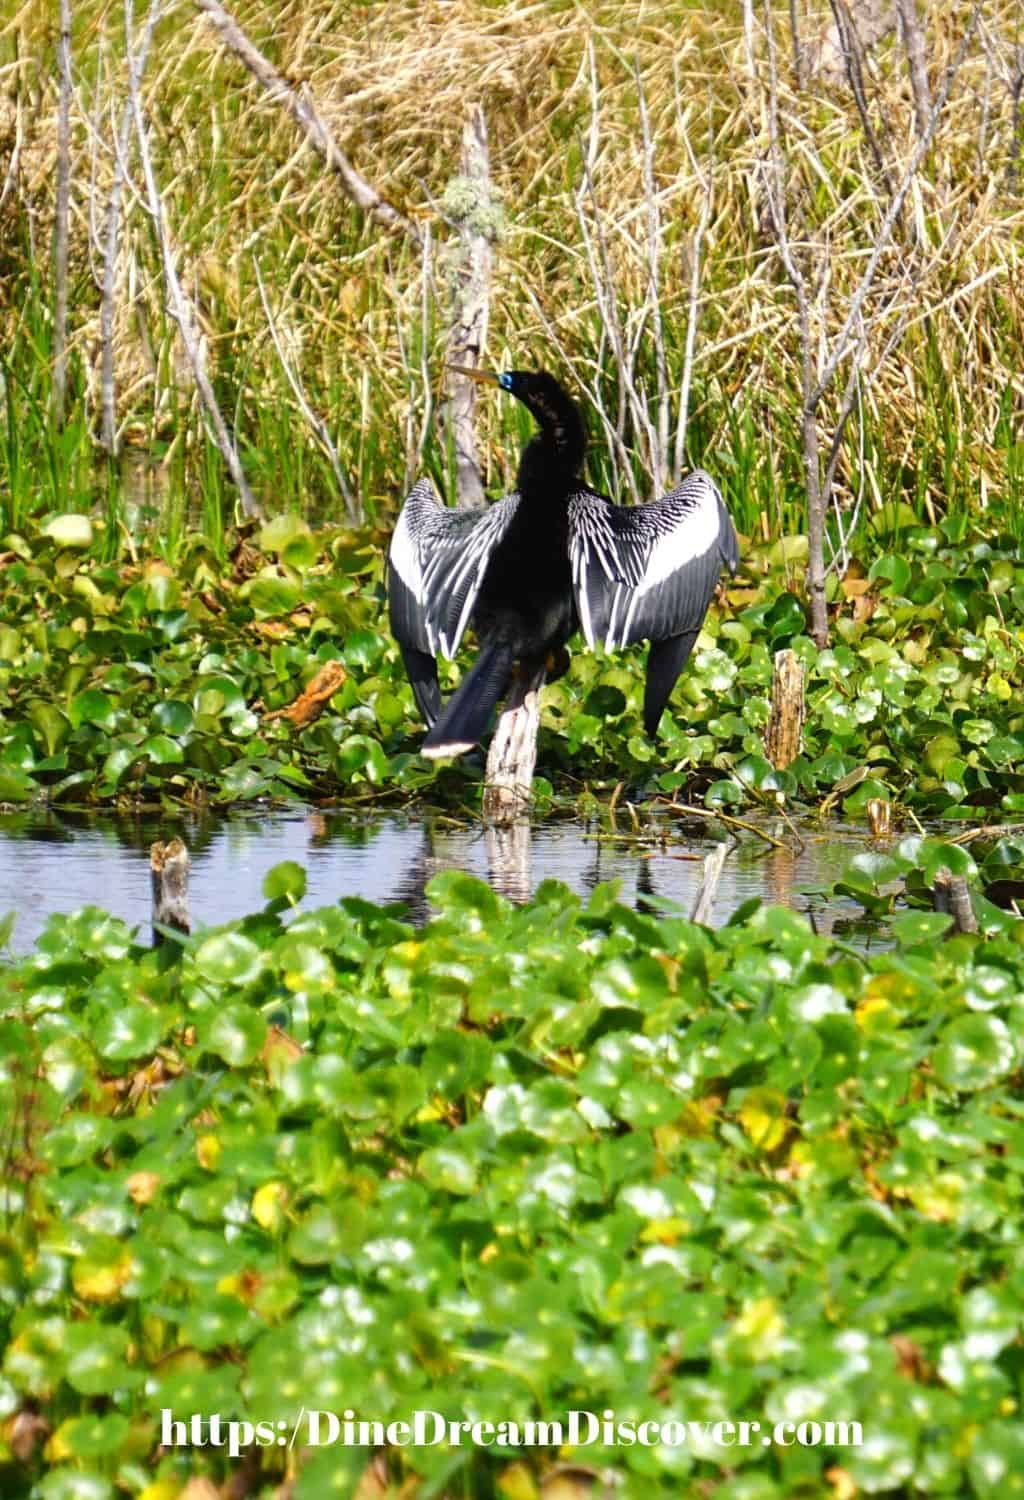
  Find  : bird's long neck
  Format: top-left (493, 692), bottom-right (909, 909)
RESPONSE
top-left (516, 385), bottom-right (586, 504)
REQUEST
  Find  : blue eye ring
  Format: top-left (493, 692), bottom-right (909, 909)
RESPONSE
top-left (498, 372), bottom-right (514, 391)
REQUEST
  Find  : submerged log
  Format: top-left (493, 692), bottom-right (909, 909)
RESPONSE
top-left (932, 867), bottom-right (978, 935)
top-left (150, 838), bottom-right (191, 940)
top-left (482, 664), bottom-right (546, 826)
top-left (764, 648), bottom-right (805, 770)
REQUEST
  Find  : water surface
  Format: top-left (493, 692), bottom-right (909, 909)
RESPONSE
top-left (0, 806), bottom-right (877, 953)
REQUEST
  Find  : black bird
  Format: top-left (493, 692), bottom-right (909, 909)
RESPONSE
top-left (387, 368), bottom-right (739, 758)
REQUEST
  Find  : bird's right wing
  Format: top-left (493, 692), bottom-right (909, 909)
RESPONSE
top-left (387, 478), bottom-right (521, 659)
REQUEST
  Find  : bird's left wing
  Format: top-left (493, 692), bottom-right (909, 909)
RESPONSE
top-left (388, 478), bottom-right (521, 659)
top-left (569, 471), bottom-right (738, 650)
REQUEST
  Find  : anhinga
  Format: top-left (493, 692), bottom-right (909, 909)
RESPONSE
top-left (387, 368), bottom-right (739, 759)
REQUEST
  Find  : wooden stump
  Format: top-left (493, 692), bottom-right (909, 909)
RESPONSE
top-left (866, 797), bottom-right (892, 838)
top-left (482, 665), bottom-right (546, 826)
top-left (932, 867), bottom-right (978, 935)
top-left (150, 838), bottom-right (191, 940)
top-left (690, 842), bottom-right (729, 925)
top-left (764, 648), bottom-right (805, 770)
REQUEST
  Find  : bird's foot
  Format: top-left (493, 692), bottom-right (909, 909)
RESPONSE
top-left (544, 646), bottom-right (571, 682)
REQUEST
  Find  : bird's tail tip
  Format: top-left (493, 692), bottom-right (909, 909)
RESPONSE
top-left (421, 739), bottom-right (477, 761)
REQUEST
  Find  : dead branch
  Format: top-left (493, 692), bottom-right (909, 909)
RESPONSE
top-left (128, 0), bottom-right (261, 518)
top-left (193, 0), bottom-right (420, 243)
top-left (811, 4), bottom-right (983, 405)
top-left (759, 0), bottom-right (982, 646)
top-left (100, 0), bottom-right (160, 455)
top-left (442, 103), bottom-right (497, 509)
top-left (895, 0), bottom-right (933, 138)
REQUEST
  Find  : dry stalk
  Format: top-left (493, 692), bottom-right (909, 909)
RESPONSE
top-left (673, 80), bottom-right (714, 476)
top-left (51, 0), bottom-right (72, 427)
top-left (895, 0), bottom-right (934, 138)
top-left (253, 256), bottom-right (357, 521)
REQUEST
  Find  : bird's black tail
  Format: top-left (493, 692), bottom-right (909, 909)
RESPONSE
top-left (421, 644), bottom-right (513, 759)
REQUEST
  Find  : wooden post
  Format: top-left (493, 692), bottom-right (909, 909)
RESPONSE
top-left (482, 665), bottom-right (546, 826)
top-left (764, 648), bottom-right (805, 769)
top-left (932, 867), bottom-right (978, 935)
top-left (150, 838), bottom-right (191, 940)
top-left (690, 842), bottom-right (729, 925)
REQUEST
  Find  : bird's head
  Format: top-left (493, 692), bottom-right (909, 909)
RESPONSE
top-left (448, 366), bottom-right (586, 493)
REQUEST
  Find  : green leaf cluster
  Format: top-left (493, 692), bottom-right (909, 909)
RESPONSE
top-left (2, 874), bottom-right (1024, 1495)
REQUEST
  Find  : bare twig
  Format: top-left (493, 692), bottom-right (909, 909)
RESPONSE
top-left (895, 0), bottom-right (933, 139)
top-left (100, 0), bottom-right (160, 455)
top-left (811, 5), bottom-right (983, 405)
top-left (128, 0), bottom-right (262, 518)
top-left (828, 0), bottom-right (893, 189)
top-left (193, 0), bottom-right (420, 243)
top-left (758, 0), bottom-right (982, 645)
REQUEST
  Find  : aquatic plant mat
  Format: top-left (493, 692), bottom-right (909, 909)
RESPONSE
top-left (1, 513), bottom-right (1024, 823)
top-left (3, 865), bottom-right (1024, 1498)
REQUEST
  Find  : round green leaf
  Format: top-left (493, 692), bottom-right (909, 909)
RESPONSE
top-left (933, 1015), bottom-right (1016, 1090)
top-left (205, 1005), bottom-right (267, 1065)
top-left (195, 931), bottom-right (264, 985)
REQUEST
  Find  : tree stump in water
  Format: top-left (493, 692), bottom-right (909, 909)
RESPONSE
top-left (690, 842), bottom-right (730, 925)
top-left (932, 867), bottom-right (978, 935)
top-left (150, 838), bottom-right (191, 940)
top-left (764, 648), bottom-right (805, 770)
top-left (482, 664), bottom-right (546, 826)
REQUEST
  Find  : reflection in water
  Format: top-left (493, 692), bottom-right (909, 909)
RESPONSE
top-left (0, 806), bottom-right (874, 953)
top-left (484, 821), bottom-right (532, 905)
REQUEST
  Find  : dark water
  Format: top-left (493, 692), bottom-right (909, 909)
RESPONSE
top-left (0, 806), bottom-right (878, 953)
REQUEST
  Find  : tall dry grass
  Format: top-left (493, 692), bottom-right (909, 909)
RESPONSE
top-left (0, 0), bottom-right (1021, 553)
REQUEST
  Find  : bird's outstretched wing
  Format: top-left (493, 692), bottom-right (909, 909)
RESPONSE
top-left (568, 471), bottom-right (739, 734)
top-left (568, 471), bottom-right (737, 651)
top-left (388, 478), bottom-right (521, 660)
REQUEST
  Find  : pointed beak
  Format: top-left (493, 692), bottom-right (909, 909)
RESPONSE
top-left (446, 364), bottom-right (501, 386)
